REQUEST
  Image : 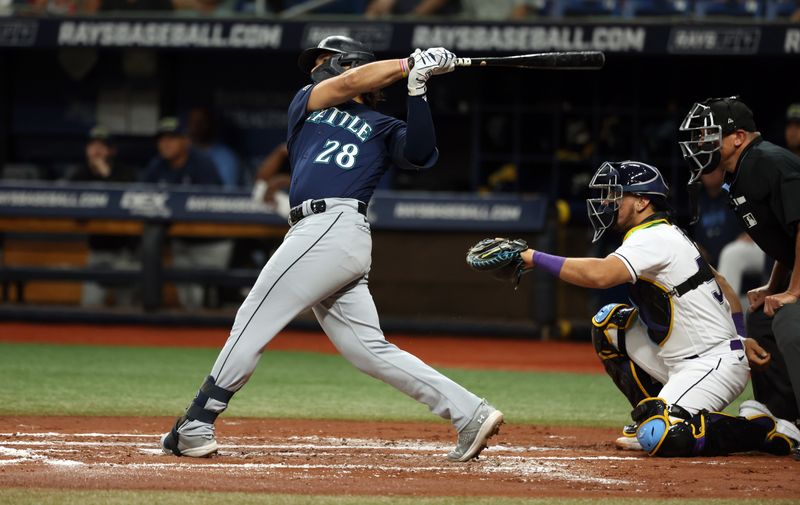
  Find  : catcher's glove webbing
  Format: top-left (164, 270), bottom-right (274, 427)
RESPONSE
top-left (466, 238), bottom-right (528, 286)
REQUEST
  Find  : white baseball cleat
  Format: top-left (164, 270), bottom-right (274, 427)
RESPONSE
top-left (614, 423), bottom-right (643, 451)
top-left (614, 435), bottom-right (643, 451)
top-left (739, 400), bottom-right (800, 447)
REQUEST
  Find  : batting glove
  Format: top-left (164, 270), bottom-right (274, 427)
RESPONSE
top-left (426, 47), bottom-right (456, 75)
top-left (407, 47), bottom-right (457, 97)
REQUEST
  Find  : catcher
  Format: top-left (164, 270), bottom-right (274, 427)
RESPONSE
top-left (467, 160), bottom-right (800, 457)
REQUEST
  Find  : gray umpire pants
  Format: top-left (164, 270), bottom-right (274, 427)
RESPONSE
top-left (206, 199), bottom-right (482, 431)
top-left (748, 302), bottom-right (800, 424)
top-left (773, 303), bottom-right (800, 422)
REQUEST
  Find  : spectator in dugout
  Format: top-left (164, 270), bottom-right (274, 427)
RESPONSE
top-left (187, 107), bottom-right (242, 189)
top-left (142, 116), bottom-right (222, 187)
top-left (64, 125), bottom-right (140, 307)
top-left (142, 116), bottom-right (232, 311)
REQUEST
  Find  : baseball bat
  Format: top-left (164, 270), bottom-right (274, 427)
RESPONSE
top-left (454, 51), bottom-right (605, 70)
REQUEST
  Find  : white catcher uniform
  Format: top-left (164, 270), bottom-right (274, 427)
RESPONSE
top-left (607, 218), bottom-right (749, 415)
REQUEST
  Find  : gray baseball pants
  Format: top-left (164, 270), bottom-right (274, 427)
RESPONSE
top-left (204, 198), bottom-right (483, 431)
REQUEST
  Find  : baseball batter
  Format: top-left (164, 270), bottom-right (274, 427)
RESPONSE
top-left (161, 36), bottom-right (503, 462)
top-left (467, 160), bottom-right (799, 457)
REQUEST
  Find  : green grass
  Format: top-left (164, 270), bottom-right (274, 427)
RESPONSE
top-left (0, 342), bottom-right (752, 426)
top-left (0, 490), bottom-right (796, 505)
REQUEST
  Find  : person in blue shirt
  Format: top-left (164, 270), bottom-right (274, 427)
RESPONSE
top-left (160, 36), bottom-right (504, 463)
top-left (141, 117), bottom-right (222, 186)
top-left (142, 116), bottom-right (231, 310)
top-left (187, 107), bottom-right (243, 188)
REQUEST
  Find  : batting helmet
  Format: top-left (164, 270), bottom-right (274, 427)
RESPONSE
top-left (586, 160), bottom-right (670, 243)
top-left (678, 96), bottom-right (756, 184)
top-left (297, 35), bottom-right (376, 83)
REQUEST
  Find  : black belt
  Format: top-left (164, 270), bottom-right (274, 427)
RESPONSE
top-left (289, 199), bottom-right (367, 226)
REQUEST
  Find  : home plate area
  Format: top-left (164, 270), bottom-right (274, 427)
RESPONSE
top-left (0, 416), bottom-right (797, 499)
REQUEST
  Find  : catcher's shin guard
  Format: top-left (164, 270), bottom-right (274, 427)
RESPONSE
top-left (591, 304), bottom-right (662, 407)
top-left (631, 397), bottom-right (783, 457)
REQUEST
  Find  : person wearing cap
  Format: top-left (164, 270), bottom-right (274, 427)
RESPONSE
top-left (680, 97), bottom-right (800, 455)
top-left (65, 125), bottom-right (139, 307)
top-left (142, 117), bottom-right (222, 186)
top-left (785, 103), bottom-right (800, 158)
top-left (69, 126), bottom-right (137, 183)
top-left (142, 116), bottom-right (231, 310)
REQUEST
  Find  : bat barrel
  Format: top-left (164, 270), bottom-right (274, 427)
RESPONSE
top-left (453, 51), bottom-right (605, 70)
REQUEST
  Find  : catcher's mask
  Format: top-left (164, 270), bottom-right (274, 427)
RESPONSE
top-left (678, 96), bottom-right (756, 184)
top-left (298, 35), bottom-right (376, 84)
top-left (587, 161), bottom-right (670, 243)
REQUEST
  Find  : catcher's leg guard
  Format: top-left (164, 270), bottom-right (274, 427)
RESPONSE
top-left (631, 397), bottom-right (788, 457)
top-left (162, 375), bottom-right (234, 457)
top-left (592, 304), bottom-right (662, 407)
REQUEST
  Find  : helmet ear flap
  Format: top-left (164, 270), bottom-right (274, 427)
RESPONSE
top-left (309, 51), bottom-right (375, 83)
top-left (310, 53), bottom-right (344, 83)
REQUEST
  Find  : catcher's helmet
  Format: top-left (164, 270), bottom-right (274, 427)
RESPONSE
top-left (586, 161), bottom-right (670, 243)
top-left (678, 96), bottom-right (756, 184)
top-left (297, 35), bottom-right (376, 83)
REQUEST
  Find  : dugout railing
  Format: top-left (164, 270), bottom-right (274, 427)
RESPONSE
top-left (0, 181), bottom-right (556, 337)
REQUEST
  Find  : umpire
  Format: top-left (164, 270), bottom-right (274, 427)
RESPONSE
top-left (680, 96), bottom-right (800, 457)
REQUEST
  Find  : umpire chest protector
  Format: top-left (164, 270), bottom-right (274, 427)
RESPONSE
top-left (726, 137), bottom-right (800, 269)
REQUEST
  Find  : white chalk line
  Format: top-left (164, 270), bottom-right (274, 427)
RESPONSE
top-left (0, 431), bottom-right (638, 486)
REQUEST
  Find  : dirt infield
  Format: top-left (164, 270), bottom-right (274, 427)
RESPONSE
top-left (1, 416), bottom-right (799, 499)
top-left (1, 322), bottom-right (799, 499)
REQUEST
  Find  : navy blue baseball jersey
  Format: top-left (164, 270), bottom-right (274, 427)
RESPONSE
top-left (286, 84), bottom-right (437, 206)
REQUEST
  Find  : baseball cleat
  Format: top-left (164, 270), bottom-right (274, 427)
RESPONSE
top-left (739, 400), bottom-right (800, 449)
top-left (614, 423), bottom-right (643, 451)
top-left (614, 435), bottom-right (643, 451)
top-left (447, 400), bottom-right (504, 462)
top-left (161, 416), bottom-right (218, 458)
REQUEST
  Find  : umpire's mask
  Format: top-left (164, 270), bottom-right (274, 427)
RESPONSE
top-left (678, 96), bottom-right (756, 184)
top-left (678, 102), bottom-right (723, 184)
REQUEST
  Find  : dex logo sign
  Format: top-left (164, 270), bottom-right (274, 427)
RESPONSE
top-left (120, 191), bottom-right (171, 218)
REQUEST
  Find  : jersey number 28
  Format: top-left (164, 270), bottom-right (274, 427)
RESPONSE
top-left (314, 140), bottom-right (359, 170)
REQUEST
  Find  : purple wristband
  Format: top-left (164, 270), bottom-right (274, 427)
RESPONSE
top-left (732, 312), bottom-right (746, 337)
top-left (533, 251), bottom-right (566, 277)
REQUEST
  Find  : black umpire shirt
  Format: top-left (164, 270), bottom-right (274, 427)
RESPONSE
top-left (725, 137), bottom-right (800, 269)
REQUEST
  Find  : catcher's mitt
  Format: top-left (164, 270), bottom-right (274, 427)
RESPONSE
top-left (466, 238), bottom-right (528, 285)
